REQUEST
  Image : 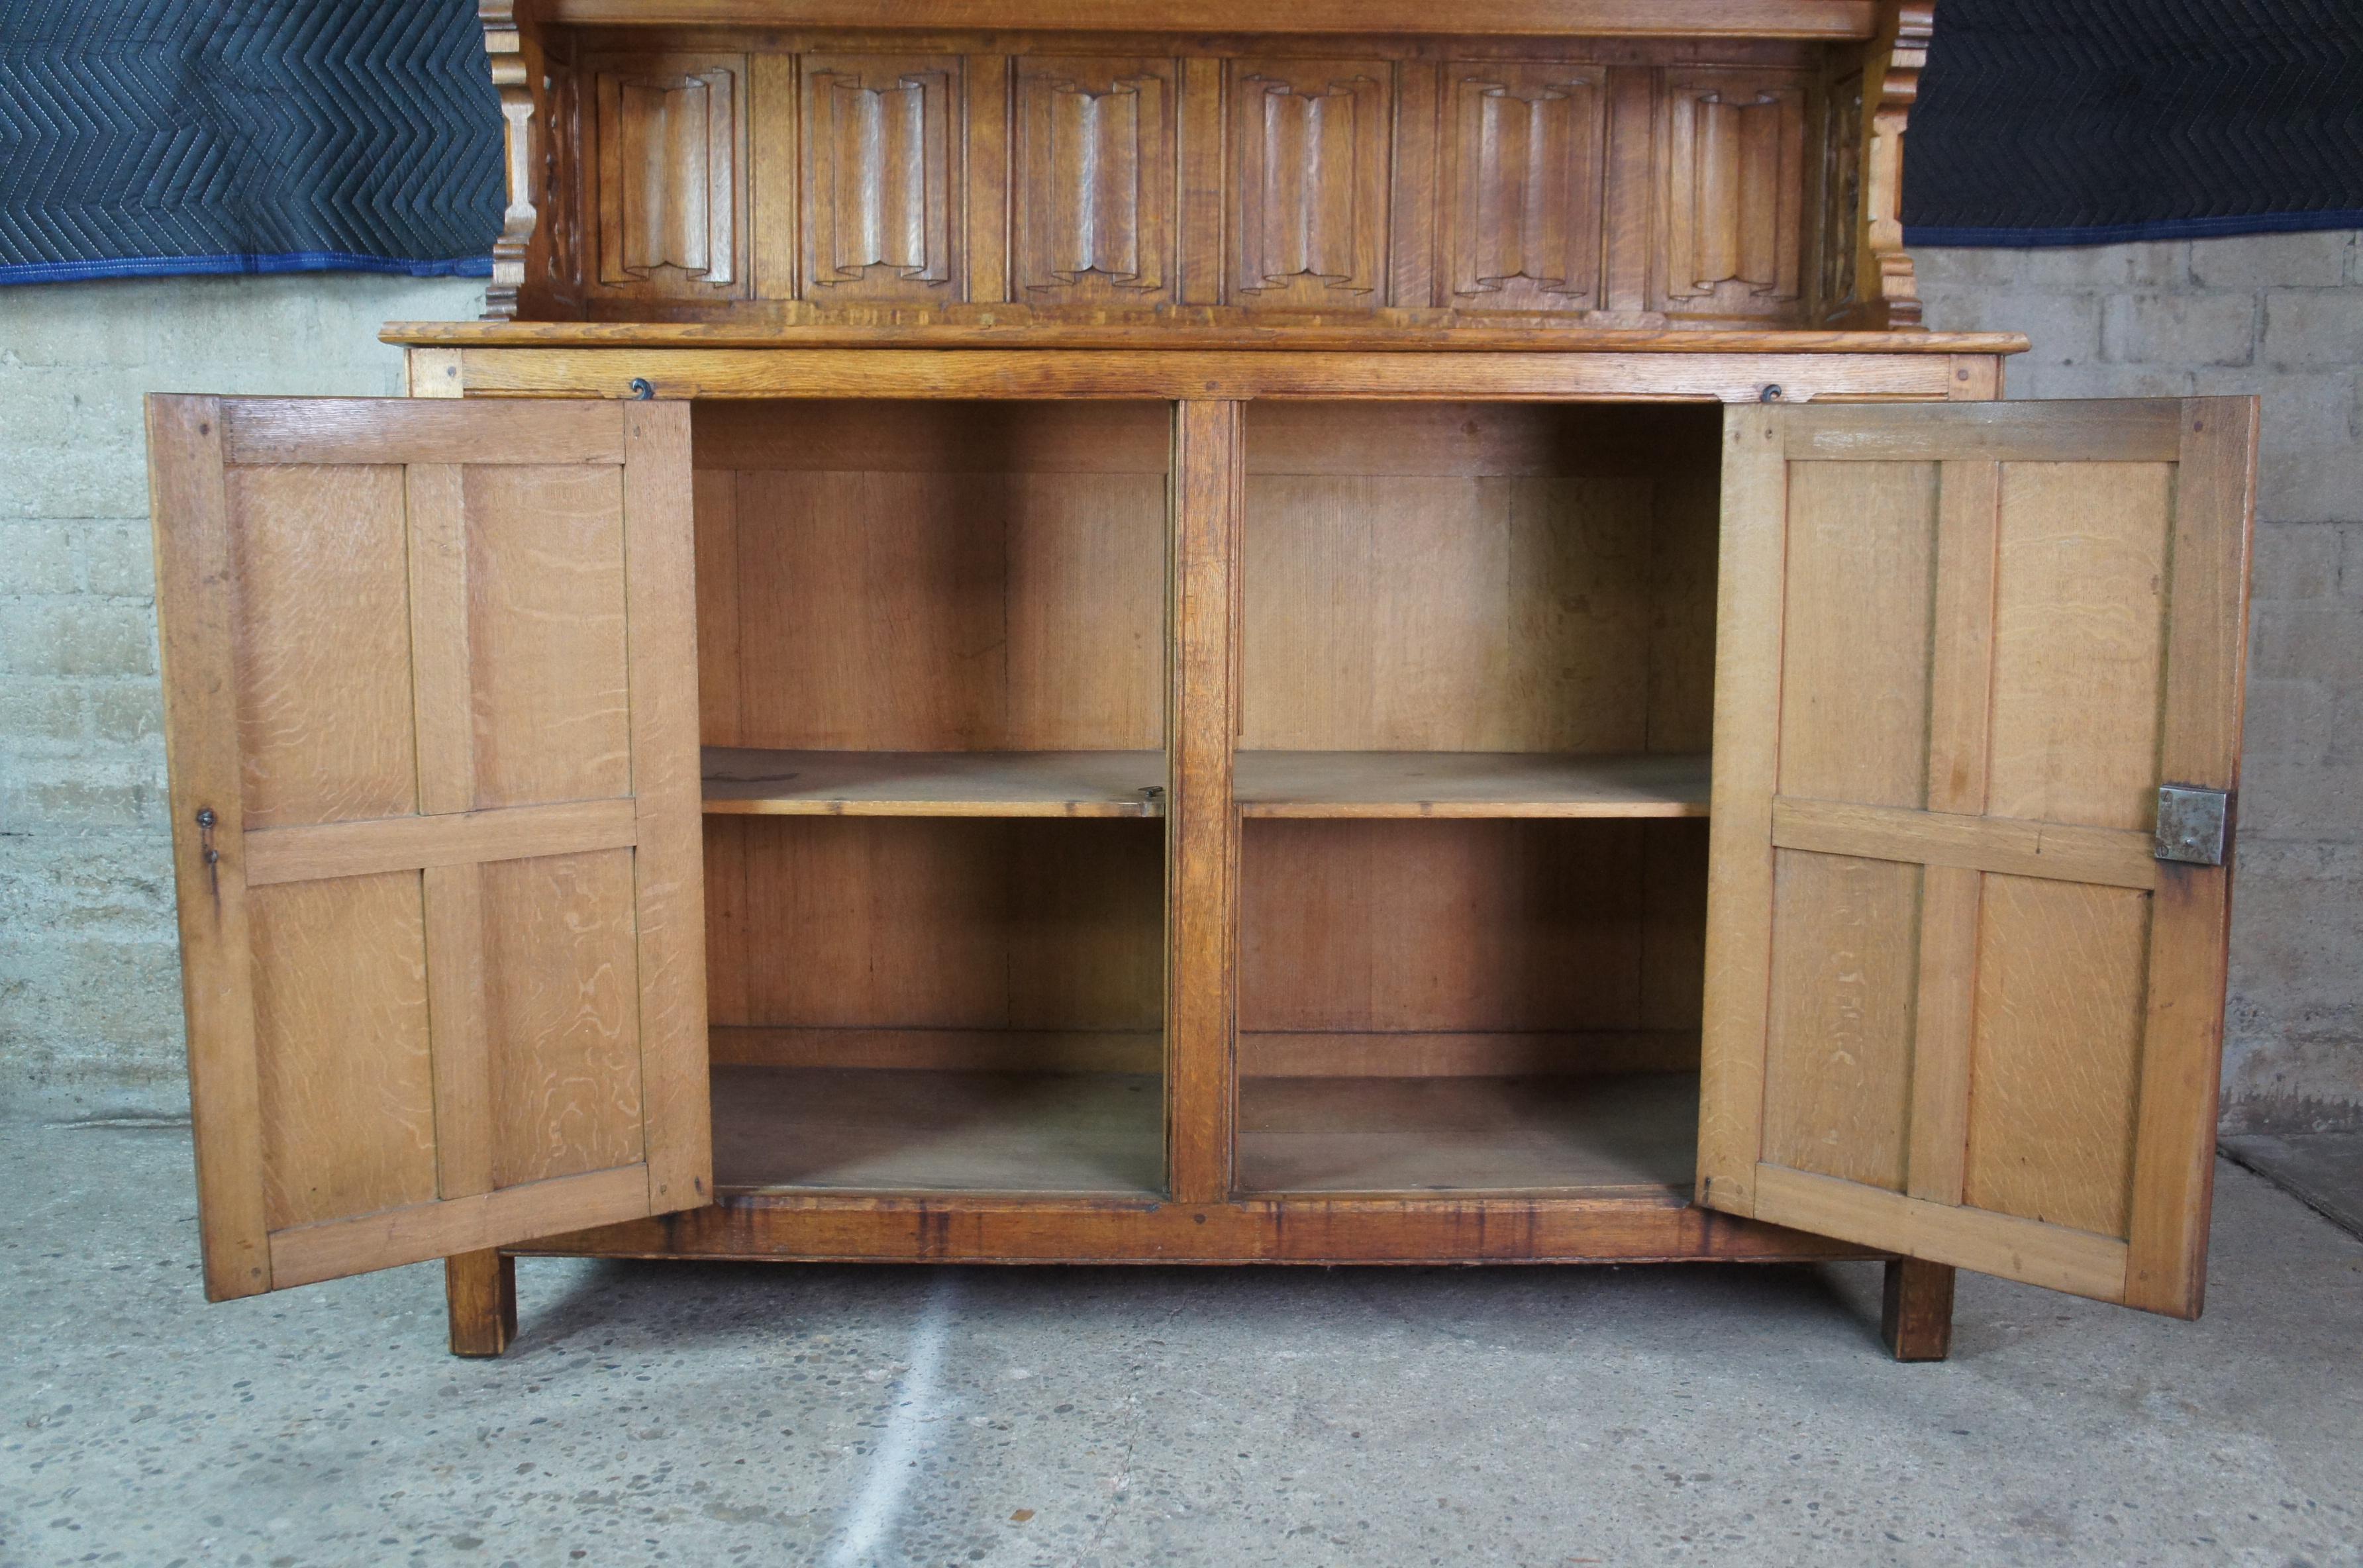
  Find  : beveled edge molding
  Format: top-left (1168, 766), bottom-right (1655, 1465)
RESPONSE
top-left (445, 344), bottom-right (1975, 401)
top-left (386, 319), bottom-right (2027, 353)
top-left (541, 0), bottom-right (1882, 40)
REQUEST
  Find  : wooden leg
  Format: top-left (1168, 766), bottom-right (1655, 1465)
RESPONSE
top-left (446, 1249), bottom-right (517, 1358)
top-left (1881, 1258), bottom-right (1956, 1361)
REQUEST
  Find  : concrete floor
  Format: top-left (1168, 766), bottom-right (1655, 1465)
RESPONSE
top-left (3, 1116), bottom-right (2359, 1568)
top-left (2225, 1132), bottom-right (2363, 1240)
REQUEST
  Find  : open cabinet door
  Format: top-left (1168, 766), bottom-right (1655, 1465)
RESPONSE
top-left (1697, 398), bottom-right (2255, 1317)
top-left (148, 397), bottom-right (710, 1301)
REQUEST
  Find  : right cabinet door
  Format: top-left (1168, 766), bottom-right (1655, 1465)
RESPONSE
top-left (1696, 397), bottom-right (2256, 1317)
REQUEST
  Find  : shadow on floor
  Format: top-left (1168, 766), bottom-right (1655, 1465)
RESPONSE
top-left (2221, 1131), bottom-right (2363, 1238)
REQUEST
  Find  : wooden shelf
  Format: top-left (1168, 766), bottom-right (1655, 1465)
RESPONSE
top-left (1238, 1071), bottom-right (1699, 1195)
top-left (703, 748), bottom-right (1166, 817)
top-left (711, 1065), bottom-right (1162, 1194)
top-left (702, 750), bottom-right (1709, 818)
top-left (711, 1064), bottom-right (1699, 1199)
top-left (1235, 751), bottom-right (1709, 818)
top-left (713, 1026), bottom-right (1161, 1074)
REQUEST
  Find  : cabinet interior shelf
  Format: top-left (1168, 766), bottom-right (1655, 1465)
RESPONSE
top-left (702, 748), bottom-right (1711, 820)
top-left (708, 1059), bottom-right (1699, 1199)
top-left (1240, 1070), bottom-right (1700, 1195)
top-left (1237, 751), bottom-right (1709, 818)
top-left (711, 1063), bottom-right (1165, 1195)
top-left (702, 748), bottom-right (1166, 817)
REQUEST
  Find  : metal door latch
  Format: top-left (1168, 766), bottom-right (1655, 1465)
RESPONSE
top-left (195, 806), bottom-right (221, 897)
top-left (2154, 785), bottom-right (2232, 866)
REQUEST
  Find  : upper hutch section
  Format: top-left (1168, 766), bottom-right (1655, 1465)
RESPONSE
top-left (479, 0), bottom-right (1933, 332)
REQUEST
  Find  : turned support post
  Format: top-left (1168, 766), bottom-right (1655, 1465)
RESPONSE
top-left (446, 1248), bottom-right (519, 1357)
top-left (1881, 1257), bottom-right (1956, 1361)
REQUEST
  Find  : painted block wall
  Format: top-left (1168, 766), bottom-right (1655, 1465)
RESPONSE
top-left (0, 274), bottom-right (485, 1117)
top-left (1, 239), bottom-right (2358, 1132)
top-left (1917, 233), bottom-right (2363, 1132)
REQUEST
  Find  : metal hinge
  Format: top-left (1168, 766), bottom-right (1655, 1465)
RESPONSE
top-left (2154, 785), bottom-right (2232, 867)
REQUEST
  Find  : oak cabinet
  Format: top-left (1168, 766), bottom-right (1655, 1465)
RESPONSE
top-left (145, 1), bottom-right (2257, 1361)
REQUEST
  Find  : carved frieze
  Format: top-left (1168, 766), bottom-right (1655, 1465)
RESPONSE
top-left (503, 29), bottom-right (1905, 330)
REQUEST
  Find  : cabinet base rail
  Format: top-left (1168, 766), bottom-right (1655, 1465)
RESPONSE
top-left (446, 1193), bottom-right (1955, 1363)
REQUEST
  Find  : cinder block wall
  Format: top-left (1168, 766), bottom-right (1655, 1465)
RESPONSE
top-left (1917, 232), bottom-right (2363, 1132)
top-left (0, 273), bottom-right (484, 1116)
top-left (1, 240), bottom-right (2358, 1132)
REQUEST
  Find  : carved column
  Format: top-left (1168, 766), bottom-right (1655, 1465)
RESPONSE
top-left (481, 2), bottom-right (538, 320)
top-left (1820, 0), bottom-right (1931, 328)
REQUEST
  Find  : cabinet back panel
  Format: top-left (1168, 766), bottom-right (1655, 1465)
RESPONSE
top-left (1246, 402), bottom-right (1717, 479)
top-left (694, 400), bottom-right (1171, 473)
top-left (1241, 403), bottom-right (1719, 752)
top-left (1240, 817), bottom-right (1705, 1071)
top-left (692, 401), bottom-right (1168, 750)
top-left (705, 815), bottom-right (1164, 1034)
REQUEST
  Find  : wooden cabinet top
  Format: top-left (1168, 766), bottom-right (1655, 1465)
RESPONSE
top-left (518, 1), bottom-right (1887, 38)
top-left (467, 0), bottom-right (1958, 344)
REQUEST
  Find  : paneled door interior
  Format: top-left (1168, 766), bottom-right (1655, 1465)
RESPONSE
top-left (147, 396), bottom-right (711, 1300)
top-left (1697, 397), bottom-right (2257, 1316)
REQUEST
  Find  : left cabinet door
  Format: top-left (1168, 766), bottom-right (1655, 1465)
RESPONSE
top-left (148, 397), bottom-right (710, 1301)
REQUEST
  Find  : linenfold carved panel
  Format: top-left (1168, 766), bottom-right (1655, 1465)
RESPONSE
top-left (592, 56), bottom-right (743, 297)
top-left (1012, 58), bottom-right (1176, 302)
top-left (803, 56), bottom-right (964, 301)
top-left (1441, 64), bottom-right (1607, 311)
top-left (1658, 72), bottom-right (1806, 317)
top-left (1229, 60), bottom-right (1392, 307)
top-left (517, 35), bottom-right (1897, 329)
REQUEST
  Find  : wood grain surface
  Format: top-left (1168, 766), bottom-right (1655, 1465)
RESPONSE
top-left (1697, 397), bottom-right (2256, 1316)
top-left (149, 397), bottom-right (711, 1297)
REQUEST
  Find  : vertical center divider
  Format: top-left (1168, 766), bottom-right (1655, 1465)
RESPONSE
top-left (1166, 399), bottom-right (1245, 1203)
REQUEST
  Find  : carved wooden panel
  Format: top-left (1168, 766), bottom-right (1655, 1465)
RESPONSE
top-left (510, 31), bottom-right (1889, 330)
top-left (1819, 72), bottom-right (1865, 311)
top-left (1440, 63), bottom-right (1607, 311)
top-left (592, 55), bottom-right (744, 299)
top-left (1228, 60), bottom-right (1392, 307)
top-left (1011, 58), bottom-right (1176, 303)
top-left (803, 55), bottom-right (964, 303)
top-left (1657, 72), bottom-right (1807, 318)
top-left (540, 54), bottom-right (583, 309)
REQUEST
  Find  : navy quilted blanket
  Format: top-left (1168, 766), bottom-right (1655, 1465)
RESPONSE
top-left (0, 0), bottom-right (500, 283)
